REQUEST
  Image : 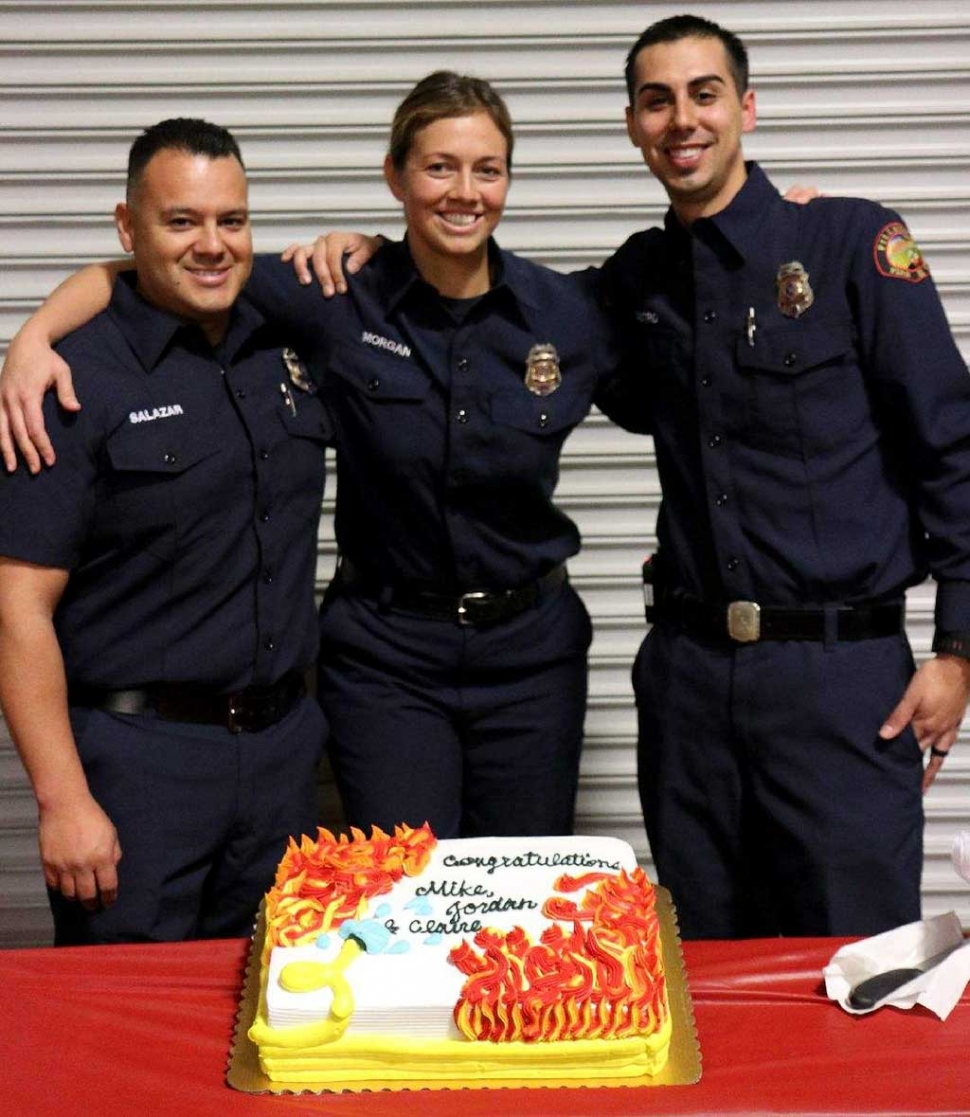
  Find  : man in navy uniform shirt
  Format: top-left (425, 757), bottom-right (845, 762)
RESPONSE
top-left (597, 15), bottom-right (970, 938)
top-left (0, 119), bottom-right (329, 943)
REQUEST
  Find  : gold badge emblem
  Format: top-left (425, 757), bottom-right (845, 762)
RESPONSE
top-left (523, 343), bottom-right (562, 397)
top-left (874, 221), bottom-right (930, 283)
top-left (776, 261), bottom-right (814, 319)
top-left (282, 347), bottom-right (315, 393)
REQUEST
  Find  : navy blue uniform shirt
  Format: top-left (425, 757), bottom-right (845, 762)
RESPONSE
top-left (248, 239), bottom-right (618, 590)
top-left (598, 163), bottom-right (970, 638)
top-left (0, 273), bottom-right (330, 689)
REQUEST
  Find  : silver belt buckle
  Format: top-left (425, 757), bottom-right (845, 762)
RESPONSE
top-left (727, 600), bottom-right (761, 642)
top-left (457, 590), bottom-right (489, 626)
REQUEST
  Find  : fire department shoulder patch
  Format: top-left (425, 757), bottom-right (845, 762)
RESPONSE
top-left (873, 221), bottom-right (930, 283)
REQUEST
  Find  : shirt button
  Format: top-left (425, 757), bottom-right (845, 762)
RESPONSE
top-left (703, 309), bottom-right (717, 323)
top-left (784, 352), bottom-right (797, 368)
top-left (700, 375), bottom-right (712, 387)
top-left (163, 452), bottom-right (177, 465)
top-left (260, 510), bottom-right (271, 523)
top-left (264, 636), bottom-right (275, 651)
top-left (367, 377), bottom-right (380, 391)
top-left (259, 448), bottom-right (270, 461)
top-left (715, 492), bottom-right (728, 507)
top-left (456, 358), bottom-right (469, 373)
top-left (236, 388), bottom-right (246, 399)
top-left (456, 409), bottom-right (468, 424)
top-left (708, 433), bottom-right (722, 448)
top-left (262, 568), bottom-right (274, 584)
top-left (538, 413), bottom-right (549, 429)
top-left (726, 557), bottom-right (740, 572)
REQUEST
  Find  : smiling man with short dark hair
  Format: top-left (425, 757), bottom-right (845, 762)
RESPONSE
top-left (0, 118), bottom-right (329, 944)
top-left (600, 14), bottom-right (970, 938)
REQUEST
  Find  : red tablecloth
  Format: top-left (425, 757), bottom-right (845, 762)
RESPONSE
top-left (3, 936), bottom-right (968, 1115)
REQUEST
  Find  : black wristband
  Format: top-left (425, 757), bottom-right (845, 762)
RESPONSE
top-left (932, 631), bottom-right (970, 660)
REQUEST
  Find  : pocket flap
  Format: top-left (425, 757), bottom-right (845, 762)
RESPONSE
top-left (327, 342), bottom-right (430, 401)
top-left (736, 319), bottom-right (853, 375)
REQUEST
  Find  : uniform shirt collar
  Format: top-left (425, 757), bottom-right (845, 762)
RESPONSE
top-left (665, 162), bottom-right (781, 262)
top-left (106, 270), bottom-right (267, 371)
top-left (379, 236), bottom-right (540, 316)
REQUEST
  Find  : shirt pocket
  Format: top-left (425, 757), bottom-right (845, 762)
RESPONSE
top-left (486, 385), bottom-right (592, 486)
top-left (274, 393), bottom-right (331, 523)
top-left (325, 343), bottom-right (431, 404)
top-left (322, 344), bottom-right (434, 470)
top-left (733, 317), bottom-right (864, 457)
top-left (102, 422), bottom-right (222, 550)
top-left (489, 385), bottom-right (591, 436)
top-left (275, 392), bottom-right (333, 443)
top-left (105, 421), bottom-right (221, 478)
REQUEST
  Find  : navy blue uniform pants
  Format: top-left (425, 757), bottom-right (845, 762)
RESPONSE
top-left (50, 695), bottom-right (326, 944)
top-left (634, 626), bottom-right (924, 939)
top-left (317, 580), bottom-right (592, 839)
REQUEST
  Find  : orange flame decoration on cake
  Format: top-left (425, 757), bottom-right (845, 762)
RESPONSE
top-left (262, 823), bottom-right (436, 958)
top-left (449, 868), bottom-right (667, 1043)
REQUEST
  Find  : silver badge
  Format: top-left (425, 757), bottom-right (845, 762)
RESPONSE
top-left (523, 343), bottom-right (562, 397)
top-left (282, 347), bottom-right (315, 393)
top-left (776, 261), bottom-right (814, 319)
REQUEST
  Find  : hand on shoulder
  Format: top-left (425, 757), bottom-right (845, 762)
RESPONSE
top-left (0, 326), bottom-right (79, 474)
top-left (281, 232), bottom-right (383, 296)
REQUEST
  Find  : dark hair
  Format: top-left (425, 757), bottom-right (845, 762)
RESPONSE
top-left (388, 71), bottom-right (514, 172)
top-left (126, 118), bottom-right (244, 198)
top-left (624, 14), bottom-right (750, 103)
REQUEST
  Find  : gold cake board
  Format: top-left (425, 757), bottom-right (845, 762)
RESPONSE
top-left (227, 886), bottom-right (701, 1094)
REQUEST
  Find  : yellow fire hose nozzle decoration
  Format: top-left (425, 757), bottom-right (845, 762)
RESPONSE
top-left (271, 936), bottom-right (365, 1044)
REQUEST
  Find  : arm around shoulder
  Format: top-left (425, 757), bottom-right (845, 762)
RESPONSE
top-left (0, 261), bottom-right (127, 474)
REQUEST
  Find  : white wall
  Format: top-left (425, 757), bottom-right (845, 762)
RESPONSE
top-left (1, 0), bottom-right (968, 946)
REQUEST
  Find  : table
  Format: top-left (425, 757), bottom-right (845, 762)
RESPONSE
top-left (2, 936), bottom-right (967, 1115)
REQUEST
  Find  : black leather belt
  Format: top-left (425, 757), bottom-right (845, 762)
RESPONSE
top-left (651, 593), bottom-right (904, 644)
top-left (337, 558), bottom-right (568, 627)
top-left (68, 670), bottom-right (306, 734)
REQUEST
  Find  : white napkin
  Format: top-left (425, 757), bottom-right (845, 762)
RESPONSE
top-left (823, 912), bottom-right (970, 1020)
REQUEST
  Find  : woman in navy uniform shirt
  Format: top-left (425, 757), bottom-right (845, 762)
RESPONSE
top-left (1, 74), bottom-right (622, 841)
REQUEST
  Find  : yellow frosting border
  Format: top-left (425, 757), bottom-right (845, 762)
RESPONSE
top-left (254, 1016), bottom-right (673, 1082)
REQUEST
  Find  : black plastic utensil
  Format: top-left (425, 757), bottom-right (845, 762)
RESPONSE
top-left (847, 943), bottom-right (966, 1009)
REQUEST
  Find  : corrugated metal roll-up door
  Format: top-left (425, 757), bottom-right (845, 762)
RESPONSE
top-left (1, 1), bottom-right (967, 945)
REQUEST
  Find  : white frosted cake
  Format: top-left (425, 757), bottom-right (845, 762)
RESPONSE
top-left (247, 824), bottom-right (671, 1085)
